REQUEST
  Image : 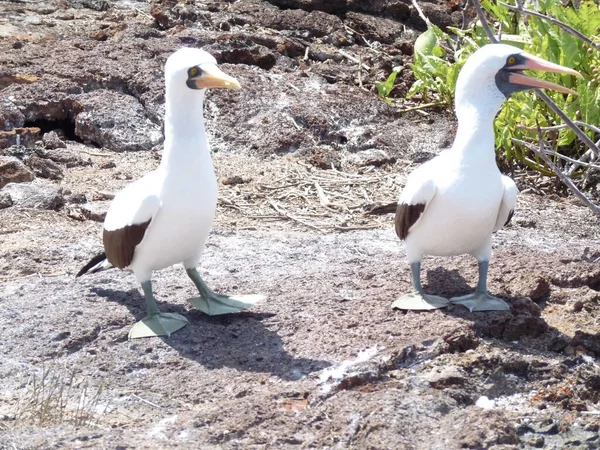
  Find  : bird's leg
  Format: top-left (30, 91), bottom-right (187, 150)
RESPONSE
top-left (450, 260), bottom-right (510, 312)
top-left (128, 280), bottom-right (189, 339)
top-left (186, 268), bottom-right (265, 316)
top-left (392, 262), bottom-right (449, 310)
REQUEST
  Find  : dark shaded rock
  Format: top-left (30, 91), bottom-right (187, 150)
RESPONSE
top-left (2, 181), bottom-right (63, 210)
top-left (571, 331), bottom-right (600, 356)
top-left (259, 9), bottom-right (344, 38)
top-left (243, 33), bottom-right (305, 58)
top-left (0, 156), bottom-right (35, 188)
top-left (411, 3), bottom-right (462, 31)
top-left (0, 191), bottom-right (12, 209)
top-left (443, 329), bottom-right (480, 353)
top-left (547, 332), bottom-right (571, 353)
top-left (26, 154), bottom-right (64, 180)
top-left (0, 127), bottom-right (41, 149)
top-left (45, 148), bottom-right (91, 168)
top-left (42, 130), bottom-right (67, 149)
top-left (212, 45), bottom-right (278, 71)
top-left (503, 311), bottom-right (548, 341)
top-left (74, 90), bottom-right (163, 152)
top-left (265, 0), bottom-right (411, 20)
top-left (0, 100), bottom-right (25, 130)
top-left (345, 12), bottom-right (406, 44)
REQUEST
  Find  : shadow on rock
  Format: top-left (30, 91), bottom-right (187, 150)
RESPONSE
top-left (422, 268), bottom-right (573, 353)
top-left (92, 287), bottom-right (331, 381)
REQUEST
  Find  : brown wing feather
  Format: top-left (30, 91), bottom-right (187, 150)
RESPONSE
top-left (395, 203), bottom-right (426, 240)
top-left (103, 219), bottom-right (151, 269)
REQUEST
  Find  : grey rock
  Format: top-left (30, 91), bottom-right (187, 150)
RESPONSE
top-left (26, 154), bottom-right (64, 180)
top-left (347, 149), bottom-right (396, 167)
top-left (2, 181), bottom-right (63, 210)
top-left (0, 100), bottom-right (25, 130)
top-left (67, 200), bottom-right (110, 222)
top-left (45, 147), bottom-right (92, 168)
top-left (74, 90), bottom-right (163, 152)
top-left (0, 156), bottom-right (35, 189)
top-left (42, 130), bottom-right (67, 149)
top-left (0, 191), bottom-right (12, 209)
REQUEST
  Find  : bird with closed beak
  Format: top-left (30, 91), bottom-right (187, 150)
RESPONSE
top-left (77, 47), bottom-right (265, 338)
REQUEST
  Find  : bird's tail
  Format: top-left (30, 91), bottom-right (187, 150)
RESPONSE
top-left (76, 252), bottom-right (113, 277)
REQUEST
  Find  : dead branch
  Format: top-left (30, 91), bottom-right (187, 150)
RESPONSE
top-left (474, 0), bottom-right (499, 43)
top-left (523, 123), bottom-right (600, 215)
top-left (535, 89), bottom-right (600, 159)
top-left (517, 121), bottom-right (600, 135)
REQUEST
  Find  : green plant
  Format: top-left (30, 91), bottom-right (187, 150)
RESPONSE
top-left (376, 69), bottom-right (400, 104)
top-left (394, 0), bottom-right (600, 173)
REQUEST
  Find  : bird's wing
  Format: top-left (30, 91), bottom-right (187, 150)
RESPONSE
top-left (493, 175), bottom-right (518, 231)
top-left (102, 173), bottom-right (161, 269)
top-left (395, 161), bottom-right (438, 240)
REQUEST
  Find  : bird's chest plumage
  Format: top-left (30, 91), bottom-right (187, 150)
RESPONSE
top-left (409, 164), bottom-right (503, 257)
top-left (133, 165), bottom-right (218, 272)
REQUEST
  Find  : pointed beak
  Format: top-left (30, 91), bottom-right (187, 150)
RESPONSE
top-left (188, 64), bottom-right (241, 90)
top-left (507, 53), bottom-right (581, 96)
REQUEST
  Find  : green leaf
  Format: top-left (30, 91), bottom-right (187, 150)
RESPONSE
top-left (414, 27), bottom-right (438, 56)
top-left (376, 70), bottom-right (399, 99)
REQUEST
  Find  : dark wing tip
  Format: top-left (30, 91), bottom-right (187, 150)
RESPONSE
top-left (395, 203), bottom-right (426, 240)
top-left (76, 252), bottom-right (106, 277)
top-left (504, 209), bottom-right (514, 227)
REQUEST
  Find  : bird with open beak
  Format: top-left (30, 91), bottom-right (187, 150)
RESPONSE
top-left (393, 43), bottom-right (581, 312)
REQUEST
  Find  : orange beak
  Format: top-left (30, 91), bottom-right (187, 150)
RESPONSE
top-left (507, 53), bottom-right (581, 96)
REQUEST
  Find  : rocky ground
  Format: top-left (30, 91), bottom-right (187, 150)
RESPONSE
top-left (1, 0), bottom-right (600, 449)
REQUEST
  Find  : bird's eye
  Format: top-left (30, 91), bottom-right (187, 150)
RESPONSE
top-left (189, 67), bottom-right (199, 77)
top-left (507, 56), bottom-right (516, 65)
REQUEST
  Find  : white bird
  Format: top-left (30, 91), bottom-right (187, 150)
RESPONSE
top-left (394, 43), bottom-right (580, 312)
top-left (77, 48), bottom-right (265, 338)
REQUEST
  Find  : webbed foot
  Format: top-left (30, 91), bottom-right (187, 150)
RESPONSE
top-left (450, 292), bottom-right (510, 312)
top-left (129, 312), bottom-right (189, 339)
top-left (392, 291), bottom-right (449, 310)
top-left (189, 293), bottom-right (265, 315)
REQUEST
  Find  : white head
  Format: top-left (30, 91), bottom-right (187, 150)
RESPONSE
top-left (164, 47), bottom-right (241, 98)
top-left (455, 43), bottom-right (580, 122)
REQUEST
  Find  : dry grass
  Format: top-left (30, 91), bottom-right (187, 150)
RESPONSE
top-left (13, 362), bottom-right (109, 428)
top-left (218, 160), bottom-right (406, 232)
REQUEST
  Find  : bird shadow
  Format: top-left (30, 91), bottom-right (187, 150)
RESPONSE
top-left (92, 287), bottom-right (331, 381)
top-left (421, 267), bottom-right (573, 354)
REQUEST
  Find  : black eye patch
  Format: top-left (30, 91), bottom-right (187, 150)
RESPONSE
top-left (505, 54), bottom-right (525, 68)
top-left (188, 66), bottom-right (204, 78)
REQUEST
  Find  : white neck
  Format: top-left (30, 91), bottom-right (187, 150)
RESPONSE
top-left (450, 88), bottom-right (503, 166)
top-left (160, 88), bottom-right (209, 171)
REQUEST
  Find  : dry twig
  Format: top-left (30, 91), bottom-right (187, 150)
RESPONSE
top-left (525, 122), bottom-right (600, 215)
